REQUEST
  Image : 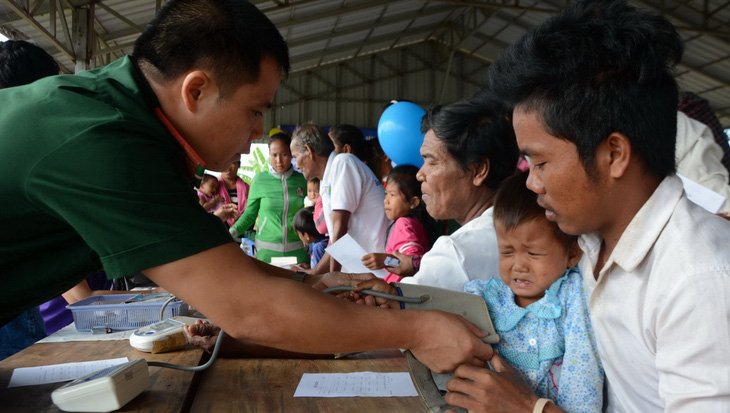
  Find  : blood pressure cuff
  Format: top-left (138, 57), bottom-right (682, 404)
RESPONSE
top-left (393, 282), bottom-right (500, 413)
top-left (393, 282), bottom-right (499, 344)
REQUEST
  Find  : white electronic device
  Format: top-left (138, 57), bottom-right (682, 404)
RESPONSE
top-left (129, 316), bottom-right (201, 353)
top-left (51, 359), bottom-right (149, 412)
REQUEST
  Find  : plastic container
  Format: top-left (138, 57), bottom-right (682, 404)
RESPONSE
top-left (67, 294), bottom-right (189, 332)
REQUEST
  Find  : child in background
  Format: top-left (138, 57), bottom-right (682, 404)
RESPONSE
top-left (462, 171), bottom-right (603, 411)
top-left (304, 177), bottom-right (320, 207)
top-left (292, 207), bottom-right (328, 268)
top-left (352, 171), bottom-right (603, 412)
top-left (361, 165), bottom-right (435, 283)
top-left (197, 174), bottom-right (223, 212)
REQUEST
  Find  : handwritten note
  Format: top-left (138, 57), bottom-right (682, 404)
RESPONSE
top-left (8, 358), bottom-right (129, 388)
top-left (294, 372), bottom-right (418, 397)
top-left (325, 234), bottom-right (389, 278)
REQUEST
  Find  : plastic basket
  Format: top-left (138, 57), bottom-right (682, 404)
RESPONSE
top-left (67, 294), bottom-right (189, 332)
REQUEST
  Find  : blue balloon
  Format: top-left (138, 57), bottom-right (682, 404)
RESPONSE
top-left (377, 102), bottom-right (426, 168)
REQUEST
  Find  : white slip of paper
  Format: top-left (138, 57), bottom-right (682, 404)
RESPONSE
top-left (324, 234), bottom-right (389, 278)
top-left (8, 357), bottom-right (129, 388)
top-left (294, 372), bottom-right (418, 397)
top-left (37, 323), bottom-right (134, 343)
top-left (677, 173), bottom-right (727, 213)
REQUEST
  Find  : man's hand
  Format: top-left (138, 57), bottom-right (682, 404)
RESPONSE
top-left (361, 253), bottom-right (388, 270)
top-left (351, 278), bottom-right (398, 307)
top-left (444, 352), bottom-right (547, 413)
top-left (410, 311), bottom-right (494, 374)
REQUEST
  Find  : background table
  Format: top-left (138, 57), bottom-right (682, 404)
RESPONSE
top-left (0, 342), bottom-right (428, 412)
top-left (0, 340), bottom-right (205, 413)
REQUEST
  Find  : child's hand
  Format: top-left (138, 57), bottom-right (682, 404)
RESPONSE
top-left (352, 278), bottom-right (398, 308)
top-left (361, 253), bottom-right (388, 270)
top-left (214, 203), bottom-right (238, 221)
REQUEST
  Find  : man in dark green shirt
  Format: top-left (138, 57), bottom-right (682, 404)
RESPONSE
top-left (0, 0), bottom-right (492, 372)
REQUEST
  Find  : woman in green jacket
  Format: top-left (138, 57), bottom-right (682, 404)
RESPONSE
top-left (231, 134), bottom-right (308, 265)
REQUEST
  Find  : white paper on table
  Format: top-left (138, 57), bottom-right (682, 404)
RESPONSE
top-left (270, 256), bottom-right (298, 267)
top-left (294, 372), bottom-right (418, 397)
top-left (678, 173), bottom-right (727, 213)
top-left (37, 323), bottom-right (134, 343)
top-left (325, 234), bottom-right (389, 278)
top-left (8, 357), bottom-right (129, 388)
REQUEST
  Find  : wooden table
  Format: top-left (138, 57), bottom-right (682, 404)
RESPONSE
top-left (189, 349), bottom-right (426, 413)
top-left (0, 340), bottom-right (205, 413)
top-left (1, 342), bottom-right (427, 412)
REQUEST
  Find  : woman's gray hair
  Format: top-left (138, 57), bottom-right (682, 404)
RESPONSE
top-left (421, 94), bottom-right (519, 190)
top-left (292, 122), bottom-right (334, 157)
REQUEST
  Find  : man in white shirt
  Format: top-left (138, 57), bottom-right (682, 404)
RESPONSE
top-left (291, 123), bottom-right (391, 273)
top-left (443, 1), bottom-right (730, 412)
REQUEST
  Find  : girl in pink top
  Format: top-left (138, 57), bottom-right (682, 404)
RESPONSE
top-left (362, 165), bottom-right (435, 283)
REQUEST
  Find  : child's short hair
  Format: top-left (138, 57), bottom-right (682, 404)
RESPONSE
top-left (493, 171), bottom-right (576, 249)
top-left (292, 207), bottom-right (321, 238)
top-left (307, 177), bottom-right (320, 186)
top-left (201, 173), bottom-right (218, 185)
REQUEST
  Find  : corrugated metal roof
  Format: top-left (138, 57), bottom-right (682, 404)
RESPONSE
top-left (0, 0), bottom-right (729, 126)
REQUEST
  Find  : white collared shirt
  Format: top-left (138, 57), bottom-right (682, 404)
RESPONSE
top-left (579, 175), bottom-right (730, 412)
top-left (401, 207), bottom-right (499, 291)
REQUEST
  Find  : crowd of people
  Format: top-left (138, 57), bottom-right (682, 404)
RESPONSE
top-left (2, 0), bottom-right (730, 412)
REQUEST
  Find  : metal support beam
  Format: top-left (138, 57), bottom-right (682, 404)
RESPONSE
top-left (72, 4), bottom-right (92, 72)
top-left (2, 0), bottom-right (75, 60)
top-left (291, 24), bottom-right (449, 71)
top-left (96, 2), bottom-right (143, 34)
top-left (426, 0), bottom-right (560, 14)
top-left (279, 57), bottom-right (483, 107)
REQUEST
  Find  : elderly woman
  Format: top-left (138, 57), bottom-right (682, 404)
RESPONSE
top-left (386, 95), bottom-right (519, 291)
top-left (230, 133), bottom-right (309, 265)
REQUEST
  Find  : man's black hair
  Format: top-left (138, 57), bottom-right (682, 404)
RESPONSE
top-left (421, 94), bottom-right (519, 190)
top-left (133, 0), bottom-right (289, 98)
top-left (487, 0), bottom-right (683, 179)
top-left (0, 40), bottom-right (59, 88)
top-left (329, 125), bottom-right (368, 163)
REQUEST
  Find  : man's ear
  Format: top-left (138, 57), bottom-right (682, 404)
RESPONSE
top-left (472, 159), bottom-right (490, 187)
top-left (342, 144), bottom-right (353, 154)
top-left (304, 144), bottom-right (315, 159)
top-left (180, 70), bottom-right (215, 113)
top-left (598, 132), bottom-right (632, 179)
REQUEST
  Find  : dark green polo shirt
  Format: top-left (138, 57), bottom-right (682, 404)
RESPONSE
top-left (0, 57), bottom-right (232, 319)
